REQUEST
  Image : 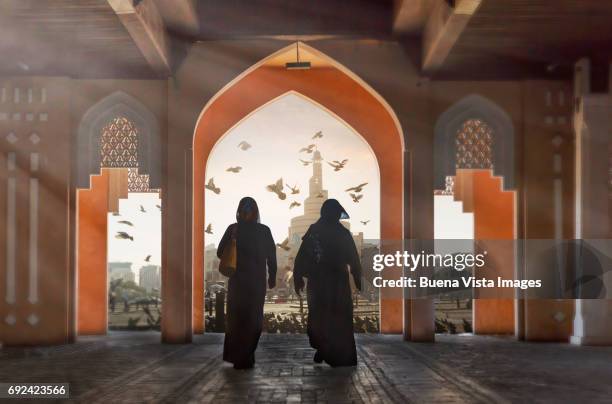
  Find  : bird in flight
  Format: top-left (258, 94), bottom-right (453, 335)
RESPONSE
top-left (289, 201), bottom-right (301, 209)
top-left (156, 204), bottom-right (162, 211)
top-left (205, 224), bottom-right (213, 234)
top-left (312, 131), bottom-right (323, 139)
top-left (360, 220), bottom-right (370, 226)
top-left (205, 178), bottom-right (221, 194)
top-left (299, 159), bottom-right (312, 166)
top-left (288, 184), bottom-right (300, 194)
top-left (145, 255), bottom-right (151, 262)
top-left (118, 220), bottom-right (134, 227)
top-left (226, 166), bottom-right (242, 173)
top-left (115, 231), bottom-right (133, 241)
top-left (345, 182), bottom-right (368, 193)
top-left (139, 205), bottom-right (146, 213)
top-left (350, 193), bottom-right (363, 203)
top-left (328, 159), bottom-right (348, 171)
top-left (266, 178), bottom-right (286, 200)
top-left (299, 144), bottom-right (316, 154)
top-left (276, 238), bottom-right (290, 251)
top-left (238, 141), bottom-right (252, 151)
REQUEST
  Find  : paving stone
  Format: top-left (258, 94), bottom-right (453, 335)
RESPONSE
top-left (0, 332), bottom-right (611, 403)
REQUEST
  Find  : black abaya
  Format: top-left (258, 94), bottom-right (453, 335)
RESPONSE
top-left (293, 219), bottom-right (362, 367)
top-left (217, 222), bottom-right (276, 368)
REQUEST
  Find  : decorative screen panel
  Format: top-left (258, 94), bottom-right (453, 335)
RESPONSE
top-left (100, 117), bottom-right (139, 168)
top-left (128, 168), bottom-right (158, 193)
top-left (455, 119), bottom-right (493, 169)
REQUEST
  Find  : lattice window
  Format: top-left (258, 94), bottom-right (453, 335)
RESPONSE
top-left (434, 176), bottom-right (455, 196)
top-left (128, 168), bottom-right (158, 193)
top-left (455, 119), bottom-right (493, 169)
top-left (100, 117), bottom-right (139, 168)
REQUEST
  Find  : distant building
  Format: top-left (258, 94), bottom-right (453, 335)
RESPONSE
top-left (204, 243), bottom-right (222, 285)
top-left (108, 262), bottom-right (135, 285)
top-left (139, 265), bottom-right (161, 292)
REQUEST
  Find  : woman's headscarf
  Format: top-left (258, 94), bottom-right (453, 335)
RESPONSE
top-left (319, 199), bottom-right (349, 223)
top-left (236, 196), bottom-right (260, 223)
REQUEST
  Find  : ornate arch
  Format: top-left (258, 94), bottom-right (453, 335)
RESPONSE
top-left (76, 91), bottom-right (161, 189)
top-left (434, 94), bottom-right (515, 190)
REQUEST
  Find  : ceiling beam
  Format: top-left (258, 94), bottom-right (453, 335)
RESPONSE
top-left (422, 0), bottom-right (481, 73)
top-left (153, 0), bottom-right (199, 35)
top-left (393, 0), bottom-right (432, 34)
top-left (108, 0), bottom-right (171, 76)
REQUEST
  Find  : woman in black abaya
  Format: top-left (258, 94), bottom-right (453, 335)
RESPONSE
top-left (217, 197), bottom-right (277, 369)
top-left (293, 199), bottom-right (362, 367)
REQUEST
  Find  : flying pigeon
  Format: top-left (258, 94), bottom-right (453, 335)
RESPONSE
top-left (205, 224), bottom-right (213, 234)
top-left (289, 201), bottom-right (301, 209)
top-left (328, 159), bottom-right (348, 171)
top-left (299, 159), bottom-right (312, 166)
top-left (238, 141), bottom-right (252, 151)
top-left (139, 205), bottom-right (146, 213)
top-left (156, 204), bottom-right (162, 211)
top-left (266, 178), bottom-right (286, 200)
top-left (299, 144), bottom-right (316, 153)
top-left (145, 255), bottom-right (151, 262)
top-left (288, 184), bottom-right (300, 194)
top-left (345, 182), bottom-right (368, 193)
top-left (350, 193), bottom-right (363, 203)
top-left (360, 220), bottom-right (370, 226)
top-left (205, 178), bottom-right (221, 194)
top-left (118, 220), bottom-right (134, 227)
top-left (312, 131), bottom-right (323, 139)
top-left (226, 166), bottom-right (242, 173)
top-left (276, 238), bottom-right (290, 251)
top-left (115, 231), bottom-right (133, 241)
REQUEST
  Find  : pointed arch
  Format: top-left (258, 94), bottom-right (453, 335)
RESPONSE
top-left (76, 91), bottom-right (161, 189)
top-left (191, 42), bottom-right (405, 334)
top-left (434, 94), bottom-right (515, 190)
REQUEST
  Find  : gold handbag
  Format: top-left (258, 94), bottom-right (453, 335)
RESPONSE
top-left (219, 225), bottom-right (237, 277)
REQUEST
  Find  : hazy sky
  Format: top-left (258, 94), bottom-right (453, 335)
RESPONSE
top-left (107, 93), bottom-right (381, 269)
top-left (204, 93), bottom-right (381, 246)
top-left (107, 193), bottom-right (162, 270)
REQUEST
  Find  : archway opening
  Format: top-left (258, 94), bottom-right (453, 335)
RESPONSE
top-left (434, 97), bottom-right (517, 337)
top-left (203, 92), bottom-right (381, 333)
top-left (192, 42), bottom-right (405, 335)
top-left (76, 94), bottom-right (162, 335)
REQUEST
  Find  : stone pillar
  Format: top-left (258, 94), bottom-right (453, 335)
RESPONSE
top-left (520, 80), bottom-right (575, 341)
top-left (161, 98), bottom-right (193, 343)
top-left (0, 78), bottom-right (73, 346)
top-left (571, 60), bottom-right (612, 345)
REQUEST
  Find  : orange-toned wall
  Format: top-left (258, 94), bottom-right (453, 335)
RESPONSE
top-left (77, 170), bottom-right (110, 335)
top-left (193, 66), bottom-right (404, 334)
top-left (455, 169), bottom-right (515, 334)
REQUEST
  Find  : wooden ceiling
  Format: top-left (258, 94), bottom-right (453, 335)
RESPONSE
top-left (0, 0), bottom-right (156, 78)
top-left (435, 0), bottom-right (612, 79)
top-left (0, 0), bottom-right (611, 79)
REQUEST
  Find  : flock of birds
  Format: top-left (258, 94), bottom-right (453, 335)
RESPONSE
top-left (204, 130), bottom-right (371, 238)
top-left (113, 203), bottom-right (162, 263)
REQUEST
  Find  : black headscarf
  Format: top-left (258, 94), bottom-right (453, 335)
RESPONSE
top-left (236, 197), bottom-right (260, 223)
top-left (319, 199), bottom-right (349, 223)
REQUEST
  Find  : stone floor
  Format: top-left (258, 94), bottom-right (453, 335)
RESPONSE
top-left (1, 332), bottom-right (611, 403)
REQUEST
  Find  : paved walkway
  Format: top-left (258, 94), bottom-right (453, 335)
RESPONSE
top-left (1, 332), bottom-right (611, 403)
